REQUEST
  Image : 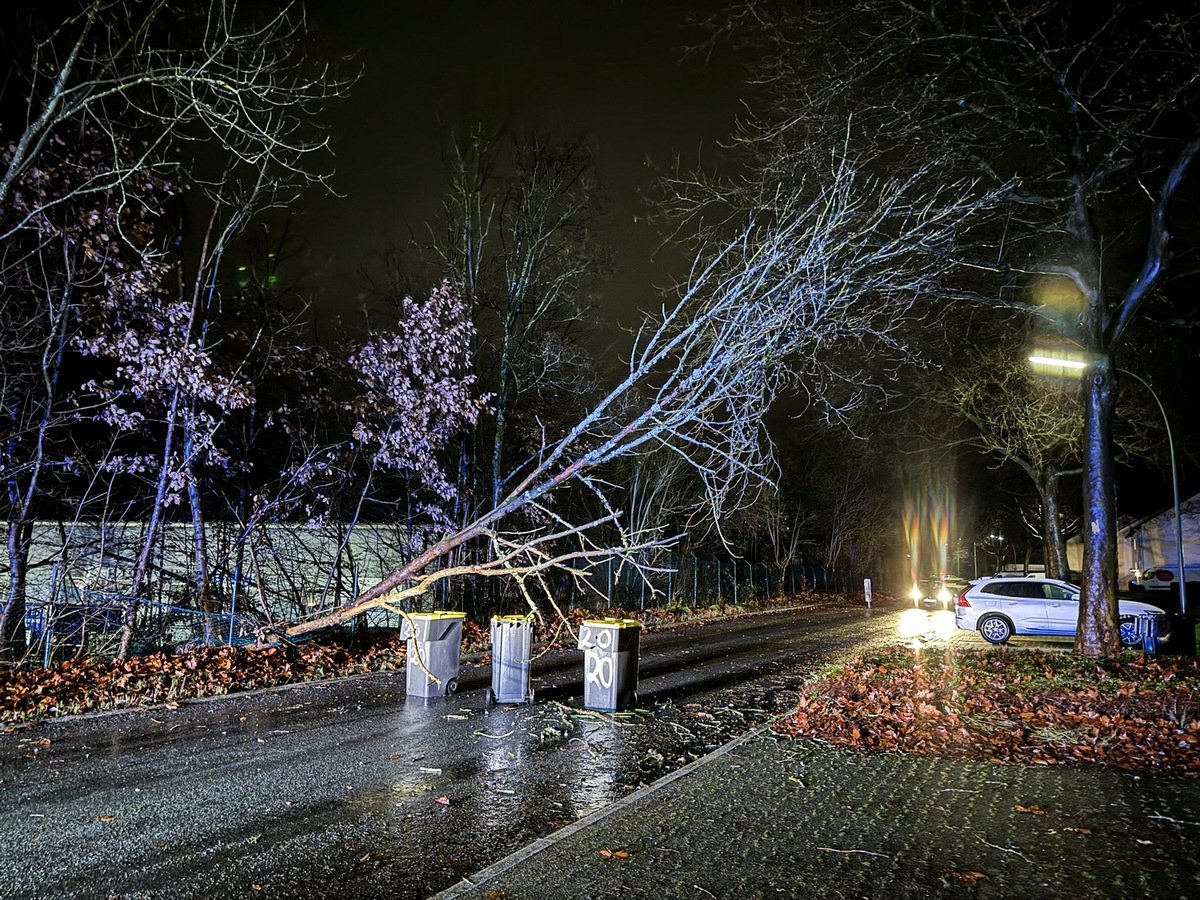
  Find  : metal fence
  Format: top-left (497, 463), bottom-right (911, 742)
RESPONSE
top-left (20, 547), bottom-right (868, 664)
top-left (24, 589), bottom-right (259, 667)
top-left (567, 553), bottom-right (867, 612)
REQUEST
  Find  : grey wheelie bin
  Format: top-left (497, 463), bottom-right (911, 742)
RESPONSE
top-left (1142, 613), bottom-right (1197, 656)
top-left (402, 611), bottom-right (466, 698)
top-left (578, 617), bottom-right (640, 711)
top-left (488, 614), bottom-right (535, 705)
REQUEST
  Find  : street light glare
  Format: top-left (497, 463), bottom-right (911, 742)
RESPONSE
top-left (1028, 354), bottom-right (1087, 370)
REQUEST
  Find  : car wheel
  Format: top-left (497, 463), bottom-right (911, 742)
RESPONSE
top-left (1119, 615), bottom-right (1142, 648)
top-left (978, 614), bottom-right (1013, 644)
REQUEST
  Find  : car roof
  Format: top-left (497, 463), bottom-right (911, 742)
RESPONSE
top-left (973, 576), bottom-right (1079, 588)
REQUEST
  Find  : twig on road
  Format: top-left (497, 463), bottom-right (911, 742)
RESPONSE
top-left (976, 837), bottom-right (1033, 863)
top-left (816, 847), bottom-right (890, 858)
top-left (1149, 812), bottom-right (1200, 827)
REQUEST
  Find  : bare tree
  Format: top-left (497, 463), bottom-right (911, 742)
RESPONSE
top-left (429, 128), bottom-right (605, 514)
top-left (1, 0), bottom-right (349, 240)
top-left (277, 149), bottom-right (992, 638)
top-left (691, 0), bottom-right (1200, 655)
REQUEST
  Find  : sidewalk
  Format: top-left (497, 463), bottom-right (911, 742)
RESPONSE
top-left (439, 726), bottom-right (1200, 898)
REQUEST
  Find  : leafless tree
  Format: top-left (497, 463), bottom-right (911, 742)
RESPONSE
top-left (1, 0), bottom-right (350, 240)
top-left (689, 0), bottom-right (1200, 655)
top-left (279, 148), bottom-right (992, 638)
top-left (428, 128), bottom-right (605, 515)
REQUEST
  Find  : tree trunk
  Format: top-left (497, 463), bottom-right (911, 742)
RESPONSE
top-left (1, 520), bottom-right (32, 660)
top-left (1076, 355), bottom-right (1120, 657)
top-left (184, 413), bottom-right (214, 643)
top-left (1041, 472), bottom-right (1070, 581)
top-left (118, 388), bottom-right (181, 660)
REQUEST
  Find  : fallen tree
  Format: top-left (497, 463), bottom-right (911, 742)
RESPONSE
top-left (277, 155), bottom-right (994, 641)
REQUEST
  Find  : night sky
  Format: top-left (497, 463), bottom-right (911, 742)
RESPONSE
top-left (292, 0), bottom-right (745, 341)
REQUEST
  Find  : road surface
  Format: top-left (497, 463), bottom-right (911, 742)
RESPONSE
top-left (0, 600), bottom-right (900, 898)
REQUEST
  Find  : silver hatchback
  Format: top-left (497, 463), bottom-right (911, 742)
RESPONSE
top-left (954, 577), bottom-right (1165, 645)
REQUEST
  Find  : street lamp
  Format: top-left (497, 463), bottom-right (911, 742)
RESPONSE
top-left (1029, 354), bottom-right (1187, 614)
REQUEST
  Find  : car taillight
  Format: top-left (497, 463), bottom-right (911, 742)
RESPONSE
top-left (956, 587), bottom-right (971, 607)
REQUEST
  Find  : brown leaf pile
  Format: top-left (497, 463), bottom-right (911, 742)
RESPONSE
top-left (0, 592), bottom-right (852, 726)
top-left (774, 645), bottom-right (1200, 775)
top-left (1, 635), bottom-right (409, 723)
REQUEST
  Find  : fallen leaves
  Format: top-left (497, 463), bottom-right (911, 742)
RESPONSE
top-left (773, 646), bottom-right (1200, 776)
top-left (944, 870), bottom-right (989, 885)
top-left (598, 848), bottom-right (630, 859)
top-left (0, 635), bottom-right (413, 724)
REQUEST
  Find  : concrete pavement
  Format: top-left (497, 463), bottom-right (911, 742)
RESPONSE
top-left (437, 624), bottom-right (1200, 899)
top-left (438, 728), bottom-right (1200, 899)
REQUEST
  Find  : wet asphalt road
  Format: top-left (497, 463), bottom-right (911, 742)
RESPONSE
top-left (0, 601), bottom-right (900, 899)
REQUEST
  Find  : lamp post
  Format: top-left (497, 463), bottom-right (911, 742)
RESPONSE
top-left (1121, 370), bottom-right (1187, 616)
top-left (1029, 355), bottom-right (1186, 615)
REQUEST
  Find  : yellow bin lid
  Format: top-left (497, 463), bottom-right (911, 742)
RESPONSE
top-left (409, 610), bottom-right (466, 620)
top-left (492, 614), bottom-right (534, 624)
top-left (581, 617), bottom-right (640, 628)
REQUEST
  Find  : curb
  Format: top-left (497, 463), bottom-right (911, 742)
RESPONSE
top-left (432, 726), bottom-right (771, 899)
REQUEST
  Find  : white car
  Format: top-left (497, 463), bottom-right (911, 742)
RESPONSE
top-left (954, 577), bottom-right (1165, 646)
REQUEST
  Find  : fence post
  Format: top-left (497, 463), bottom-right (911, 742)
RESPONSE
top-left (693, 557), bottom-right (698, 605)
top-left (717, 560), bottom-right (722, 603)
top-left (229, 561), bottom-right (240, 645)
top-left (733, 560), bottom-right (738, 605)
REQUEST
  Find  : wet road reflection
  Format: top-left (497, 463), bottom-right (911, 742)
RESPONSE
top-left (0, 602), bottom-right (903, 898)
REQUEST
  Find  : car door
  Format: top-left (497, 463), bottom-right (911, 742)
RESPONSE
top-left (1041, 582), bottom-right (1080, 634)
top-left (992, 581), bottom-right (1050, 634)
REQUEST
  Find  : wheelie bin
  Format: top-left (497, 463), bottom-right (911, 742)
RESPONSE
top-left (578, 617), bottom-right (640, 711)
top-left (402, 611), bottom-right (466, 698)
top-left (489, 614), bottom-right (535, 705)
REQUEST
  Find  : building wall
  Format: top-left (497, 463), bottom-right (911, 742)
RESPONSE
top-left (1066, 494), bottom-right (1200, 584)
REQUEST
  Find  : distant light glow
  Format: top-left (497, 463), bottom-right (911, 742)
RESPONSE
top-left (929, 610), bottom-right (957, 638)
top-left (898, 609), bottom-right (930, 639)
top-left (1029, 354), bottom-right (1086, 370)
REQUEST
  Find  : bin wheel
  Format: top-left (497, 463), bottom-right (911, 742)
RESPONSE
top-left (528, 687), bottom-right (535, 705)
top-left (445, 678), bottom-right (459, 695)
top-left (1118, 615), bottom-right (1141, 648)
top-left (484, 687), bottom-right (495, 706)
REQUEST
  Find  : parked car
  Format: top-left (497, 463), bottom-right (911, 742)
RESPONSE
top-left (911, 578), bottom-right (953, 610)
top-left (954, 577), bottom-right (1166, 646)
top-left (1128, 564), bottom-right (1199, 592)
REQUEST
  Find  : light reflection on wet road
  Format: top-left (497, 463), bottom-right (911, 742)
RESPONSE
top-left (0, 601), bottom-right (901, 898)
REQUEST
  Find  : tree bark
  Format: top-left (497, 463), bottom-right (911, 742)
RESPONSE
top-left (1041, 471), bottom-right (1071, 582)
top-left (1076, 356), bottom-right (1120, 656)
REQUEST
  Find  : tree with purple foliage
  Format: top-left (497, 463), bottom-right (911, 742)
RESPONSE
top-left (346, 280), bottom-right (490, 521)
